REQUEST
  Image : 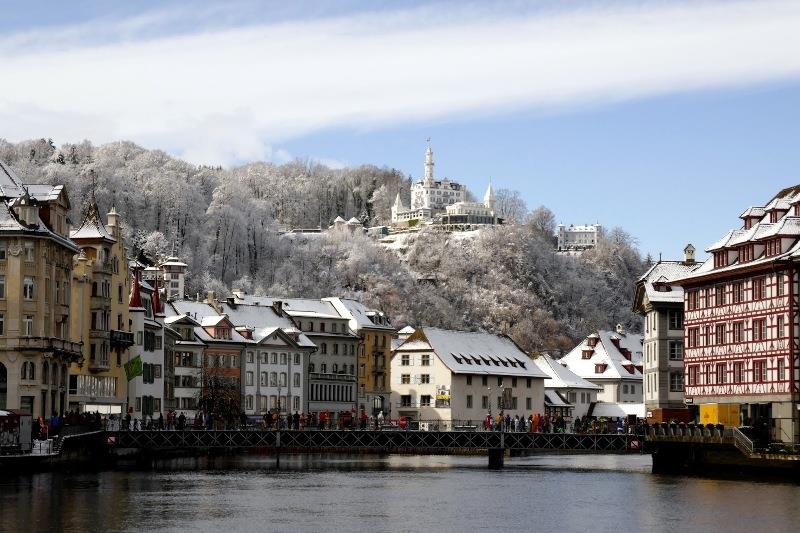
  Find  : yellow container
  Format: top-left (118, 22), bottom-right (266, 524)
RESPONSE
top-left (700, 403), bottom-right (740, 427)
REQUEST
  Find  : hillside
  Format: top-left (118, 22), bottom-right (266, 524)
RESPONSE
top-left (0, 138), bottom-right (647, 351)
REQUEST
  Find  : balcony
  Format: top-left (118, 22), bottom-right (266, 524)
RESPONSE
top-left (14, 336), bottom-right (83, 362)
top-left (309, 372), bottom-right (357, 383)
top-left (88, 357), bottom-right (111, 372)
top-left (93, 261), bottom-right (113, 275)
top-left (90, 329), bottom-right (110, 341)
top-left (90, 295), bottom-right (111, 310)
top-left (110, 329), bottom-right (135, 348)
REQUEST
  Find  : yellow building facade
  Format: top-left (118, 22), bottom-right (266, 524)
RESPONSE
top-left (68, 204), bottom-right (133, 414)
top-left (0, 161), bottom-right (82, 416)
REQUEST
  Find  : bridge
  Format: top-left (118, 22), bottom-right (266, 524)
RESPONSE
top-left (108, 429), bottom-right (643, 468)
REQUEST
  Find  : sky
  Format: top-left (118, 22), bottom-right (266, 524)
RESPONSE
top-left (2, 0), bottom-right (800, 259)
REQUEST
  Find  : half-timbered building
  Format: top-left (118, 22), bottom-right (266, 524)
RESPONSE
top-left (674, 185), bottom-right (800, 443)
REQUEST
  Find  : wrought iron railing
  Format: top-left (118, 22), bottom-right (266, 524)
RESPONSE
top-left (731, 427), bottom-right (755, 455)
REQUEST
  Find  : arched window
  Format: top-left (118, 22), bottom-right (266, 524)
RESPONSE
top-left (92, 282), bottom-right (98, 297)
top-left (42, 361), bottom-right (49, 384)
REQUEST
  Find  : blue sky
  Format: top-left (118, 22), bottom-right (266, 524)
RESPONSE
top-left (2, 0), bottom-right (800, 258)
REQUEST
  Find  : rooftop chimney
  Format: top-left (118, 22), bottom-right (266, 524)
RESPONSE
top-left (684, 243), bottom-right (696, 265)
top-left (616, 323), bottom-right (625, 335)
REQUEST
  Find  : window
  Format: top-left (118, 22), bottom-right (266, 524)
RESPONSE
top-left (280, 353), bottom-right (287, 365)
top-left (320, 322), bottom-right (326, 332)
top-left (24, 315), bottom-right (33, 336)
top-left (246, 372), bottom-right (254, 386)
top-left (0, 275), bottom-right (5, 299)
top-left (420, 395), bottom-right (431, 407)
top-left (525, 397), bottom-right (532, 410)
top-left (777, 315), bottom-right (786, 338)
top-left (420, 374), bottom-right (430, 384)
top-left (333, 343), bottom-right (339, 355)
top-left (401, 374), bottom-right (410, 384)
top-left (715, 285), bottom-right (726, 306)
top-left (270, 353), bottom-right (277, 364)
top-left (401, 354), bottom-right (410, 366)
top-left (294, 354), bottom-right (300, 365)
top-left (269, 372), bottom-right (277, 386)
top-left (497, 376), bottom-right (502, 386)
top-left (715, 363), bottom-right (726, 384)
top-left (687, 328), bottom-right (699, 348)
top-left (668, 310), bottom-right (683, 330)
top-left (421, 354), bottom-right (431, 366)
top-left (321, 343), bottom-right (327, 355)
top-left (294, 373), bottom-right (300, 387)
top-left (24, 242), bottom-right (34, 262)
top-left (733, 362), bottom-right (744, 383)
top-left (687, 366), bottom-right (699, 386)
top-left (466, 375), bottom-right (472, 386)
top-left (0, 242), bottom-right (5, 260)
top-left (0, 314), bottom-right (3, 336)
top-left (279, 372), bottom-right (287, 386)
top-left (481, 376), bottom-right (487, 386)
top-left (777, 273), bottom-right (785, 296)
top-left (752, 277), bottom-right (766, 300)
top-left (687, 290), bottom-right (699, 310)
top-left (733, 322), bottom-right (744, 343)
top-left (669, 372), bottom-right (684, 392)
top-left (247, 351), bottom-right (254, 363)
top-left (154, 336), bottom-right (163, 350)
top-left (778, 359), bottom-right (786, 381)
top-left (481, 396), bottom-right (488, 409)
top-left (23, 277), bottom-right (34, 300)
top-left (623, 384), bottom-right (628, 394)
top-left (753, 360), bottom-right (767, 383)
top-left (715, 324), bottom-right (725, 345)
top-left (733, 282), bottom-right (744, 304)
top-left (753, 318), bottom-right (767, 341)
top-left (466, 395), bottom-right (473, 408)
top-left (401, 395), bottom-right (412, 407)
top-left (246, 395), bottom-right (254, 410)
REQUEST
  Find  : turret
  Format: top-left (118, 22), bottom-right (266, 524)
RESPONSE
top-left (106, 206), bottom-right (120, 238)
top-left (483, 181), bottom-right (495, 213)
top-left (684, 243), bottom-right (696, 265)
top-left (423, 143), bottom-right (434, 186)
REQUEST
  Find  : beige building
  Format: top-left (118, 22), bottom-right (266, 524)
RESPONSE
top-left (390, 327), bottom-right (547, 423)
top-left (633, 246), bottom-right (698, 416)
top-left (68, 204), bottom-right (133, 414)
top-left (325, 298), bottom-right (394, 416)
top-left (0, 161), bottom-right (82, 416)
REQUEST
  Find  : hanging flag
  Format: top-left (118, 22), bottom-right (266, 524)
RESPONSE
top-left (124, 355), bottom-right (143, 381)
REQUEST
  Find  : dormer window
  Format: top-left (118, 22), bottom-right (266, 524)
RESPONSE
top-left (581, 349), bottom-right (593, 360)
top-left (766, 238), bottom-right (781, 257)
top-left (216, 327), bottom-right (230, 340)
top-left (713, 251), bottom-right (728, 268)
top-left (594, 363), bottom-right (607, 374)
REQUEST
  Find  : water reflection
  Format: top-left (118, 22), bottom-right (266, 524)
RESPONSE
top-left (2, 454), bottom-right (800, 533)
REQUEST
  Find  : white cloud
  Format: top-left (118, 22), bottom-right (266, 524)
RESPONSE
top-left (1, 0), bottom-right (800, 166)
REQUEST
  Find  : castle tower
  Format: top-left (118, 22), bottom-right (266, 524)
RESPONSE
top-left (160, 256), bottom-right (188, 300)
top-left (484, 181), bottom-right (495, 214)
top-left (423, 142), bottom-right (434, 187)
top-left (391, 192), bottom-right (406, 222)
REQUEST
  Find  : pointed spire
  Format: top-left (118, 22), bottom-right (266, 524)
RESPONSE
top-left (129, 269), bottom-right (143, 309)
top-left (484, 179), bottom-right (495, 209)
top-left (424, 139), bottom-right (434, 185)
top-left (393, 192), bottom-right (404, 209)
top-left (151, 275), bottom-right (163, 316)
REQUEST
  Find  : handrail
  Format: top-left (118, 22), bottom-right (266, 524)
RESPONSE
top-left (731, 427), bottom-right (755, 456)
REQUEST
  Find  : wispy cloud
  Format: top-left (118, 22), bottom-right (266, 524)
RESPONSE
top-left (1, 0), bottom-right (799, 165)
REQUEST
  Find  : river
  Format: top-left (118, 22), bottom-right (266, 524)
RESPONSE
top-left (2, 454), bottom-right (799, 533)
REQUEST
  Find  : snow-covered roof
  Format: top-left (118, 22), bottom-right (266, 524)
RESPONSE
top-left (398, 326), bottom-right (415, 335)
top-left (333, 216), bottom-right (346, 223)
top-left (544, 390), bottom-right (571, 407)
top-left (533, 354), bottom-right (602, 390)
top-left (740, 206), bottom-right (766, 219)
top-left (0, 199), bottom-right (78, 252)
top-left (759, 216), bottom-right (800, 238)
top-left (398, 327), bottom-right (548, 378)
top-left (217, 301), bottom-right (316, 348)
top-left (706, 229), bottom-right (743, 252)
top-left (161, 256), bottom-right (188, 267)
top-left (70, 205), bottom-right (116, 243)
top-left (636, 261), bottom-right (697, 304)
top-left (560, 330), bottom-right (643, 381)
top-left (592, 402), bottom-right (645, 419)
top-left (347, 217), bottom-right (361, 224)
top-left (324, 297), bottom-right (394, 332)
top-left (200, 315), bottom-right (226, 327)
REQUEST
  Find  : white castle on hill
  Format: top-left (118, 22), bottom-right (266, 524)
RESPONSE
top-left (391, 143), bottom-right (498, 228)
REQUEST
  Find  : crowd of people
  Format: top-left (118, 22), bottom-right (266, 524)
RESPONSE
top-left (480, 413), bottom-right (634, 434)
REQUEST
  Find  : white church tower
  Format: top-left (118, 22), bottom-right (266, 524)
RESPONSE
top-left (484, 181), bottom-right (495, 215)
top-left (391, 192), bottom-right (406, 222)
top-left (423, 142), bottom-right (435, 188)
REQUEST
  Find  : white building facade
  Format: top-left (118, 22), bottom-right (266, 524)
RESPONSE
top-left (391, 327), bottom-right (547, 423)
top-left (390, 144), bottom-right (497, 227)
top-left (533, 353), bottom-right (601, 421)
top-left (559, 325), bottom-right (645, 419)
top-left (557, 224), bottom-right (602, 252)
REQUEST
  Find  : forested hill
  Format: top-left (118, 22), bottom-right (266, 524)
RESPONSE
top-left (0, 138), bottom-right (648, 351)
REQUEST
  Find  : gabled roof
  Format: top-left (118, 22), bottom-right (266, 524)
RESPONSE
top-left (533, 354), bottom-right (602, 390)
top-left (70, 203), bottom-right (116, 243)
top-left (324, 297), bottom-right (394, 332)
top-left (560, 330), bottom-right (643, 381)
top-left (397, 327), bottom-right (548, 378)
top-left (634, 261), bottom-right (697, 306)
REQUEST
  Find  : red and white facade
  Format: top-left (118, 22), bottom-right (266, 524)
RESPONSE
top-left (676, 186), bottom-right (800, 443)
